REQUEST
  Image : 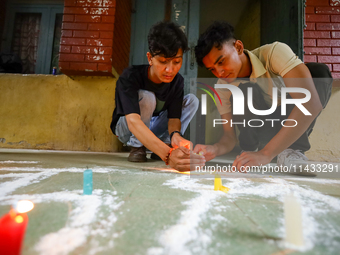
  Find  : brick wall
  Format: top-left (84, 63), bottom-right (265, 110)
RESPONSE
top-left (59, 0), bottom-right (131, 77)
top-left (304, 0), bottom-right (340, 79)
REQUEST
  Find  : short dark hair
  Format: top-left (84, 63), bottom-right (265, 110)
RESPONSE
top-left (148, 21), bottom-right (189, 58)
top-left (195, 21), bottom-right (236, 67)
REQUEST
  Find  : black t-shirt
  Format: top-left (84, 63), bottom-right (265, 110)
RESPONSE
top-left (110, 65), bottom-right (184, 135)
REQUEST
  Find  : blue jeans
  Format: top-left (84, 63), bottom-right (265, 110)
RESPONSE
top-left (115, 90), bottom-right (199, 147)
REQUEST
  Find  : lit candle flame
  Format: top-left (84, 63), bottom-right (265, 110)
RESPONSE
top-left (15, 215), bottom-right (24, 223)
top-left (16, 200), bottom-right (34, 213)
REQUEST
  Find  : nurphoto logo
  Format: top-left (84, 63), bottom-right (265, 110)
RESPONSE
top-left (198, 82), bottom-right (312, 128)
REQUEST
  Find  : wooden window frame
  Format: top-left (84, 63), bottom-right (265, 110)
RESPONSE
top-left (1, 3), bottom-right (63, 74)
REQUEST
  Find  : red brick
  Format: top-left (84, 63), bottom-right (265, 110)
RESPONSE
top-left (75, 15), bottom-right (101, 22)
top-left (333, 64), bottom-right (340, 71)
top-left (305, 23), bottom-right (315, 30)
top-left (332, 48), bottom-right (340, 54)
top-left (63, 7), bottom-right (89, 14)
top-left (89, 7), bottom-right (115, 15)
top-left (304, 55), bottom-right (317, 62)
top-left (102, 15), bottom-right (115, 23)
top-left (326, 64), bottom-right (333, 71)
top-left (304, 39), bottom-right (316, 46)
top-left (61, 38), bottom-right (86, 45)
top-left (331, 72), bottom-right (340, 78)
top-left (306, 15), bottom-right (330, 22)
top-left (304, 31), bottom-right (330, 38)
top-left (317, 39), bottom-right (340, 46)
top-left (62, 22), bottom-right (87, 30)
top-left (304, 47), bottom-right (331, 55)
top-left (87, 39), bottom-right (113, 46)
top-left (306, 7), bottom-right (315, 14)
top-left (98, 47), bottom-right (112, 55)
top-left (64, 0), bottom-right (77, 7)
top-left (69, 62), bottom-right (98, 71)
top-left (331, 15), bottom-right (340, 22)
top-left (73, 31), bottom-right (100, 38)
top-left (59, 53), bottom-right (85, 62)
top-left (318, 56), bottom-right (340, 63)
top-left (86, 55), bottom-right (112, 62)
top-left (103, 0), bottom-right (116, 7)
top-left (98, 63), bottom-right (112, 72)
top-left (76, 0), bottom-right (103, 7)
top-left (100, 32), bottom-right (113, 39)
top-left (72, 46), bottom-right (98, 54)
top-left (331, 0), bottom-right (340, 6)
top-left (316, 23), bottom-right (340, 30)
top-left (307, 0), bottom-right (331, 6)
top-left (316, 7), bottom-right (340, 14)
top-left (60, 46), bottom-right (71, 53)
top-left (88, 23), bottom-right (114, 31)
top-left (63, 15), bottom-right (74, 22)
top-left (59, 62), bottom-right (70, 70)
top-left (62, 30), bottom-right (73, 37)
top-left (332, 31), bottom-right (340, 37)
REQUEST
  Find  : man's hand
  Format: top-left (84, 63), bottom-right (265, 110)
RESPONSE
top-left (169, 146), bottom-right (206, 171)
top-left (193, 144), bottom-right (217, 161)
top-left (232, 150), bottom-right (274, 172)
top-left (171, 133), bottom-right (193, 150)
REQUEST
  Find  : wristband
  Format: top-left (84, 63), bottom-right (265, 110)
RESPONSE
top-left (165, 148), bottom-right (175, 165)
top-left (170, 131), bottom-right (182, 143)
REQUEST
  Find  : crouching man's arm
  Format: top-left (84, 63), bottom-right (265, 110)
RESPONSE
top-left (126, 114), bottom-right (205, 171)
top-left (194, 113), bottom-right (237, 161)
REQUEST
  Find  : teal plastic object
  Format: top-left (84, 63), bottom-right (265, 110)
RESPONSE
top-left (83, 169), bottom-right (93, 195)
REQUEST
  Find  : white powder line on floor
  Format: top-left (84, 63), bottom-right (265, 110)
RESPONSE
top-left (0, 171), bottom-right (58, 198)
top-left (148, 176), bottom-right (220, 255)
top-left (1, 190), bottom-right (124, 255)
top-left (148, 177), bottom-right (340, 254)
top-left (0, 173), bottom-right (33, 179)
top-left (0, 160), bottom-right (39, 164)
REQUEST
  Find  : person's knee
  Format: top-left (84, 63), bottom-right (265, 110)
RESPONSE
top-left (183, 93), bottom-right (199, 111)
top-left (306, 63), bottom-right (333, 108)
top-left (306, 62), bottom-right (332, 79)
top-left (138, 90), bottom-right (156, 113)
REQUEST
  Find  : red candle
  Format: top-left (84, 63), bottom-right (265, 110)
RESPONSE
top-left (0, 201), bottom-right (34, 255)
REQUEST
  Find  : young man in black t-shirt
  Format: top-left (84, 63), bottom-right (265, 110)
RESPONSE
top-left (110, 21), bottom-right (205, 171)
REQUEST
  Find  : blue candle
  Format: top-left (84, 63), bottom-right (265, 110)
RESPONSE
top-left (83, 169), bottom-right (93, 195)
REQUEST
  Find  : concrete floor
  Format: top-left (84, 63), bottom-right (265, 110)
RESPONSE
top-left (0, 148), bottom-right (340, 255)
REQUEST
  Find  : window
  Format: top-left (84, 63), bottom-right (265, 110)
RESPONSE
top-left (1, 3), bottom-right (64, 74)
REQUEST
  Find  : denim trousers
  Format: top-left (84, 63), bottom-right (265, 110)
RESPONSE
top-left (231, 63), bottom-right (333, 152)
top-left (115, 90), bottom-right (199, 147)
